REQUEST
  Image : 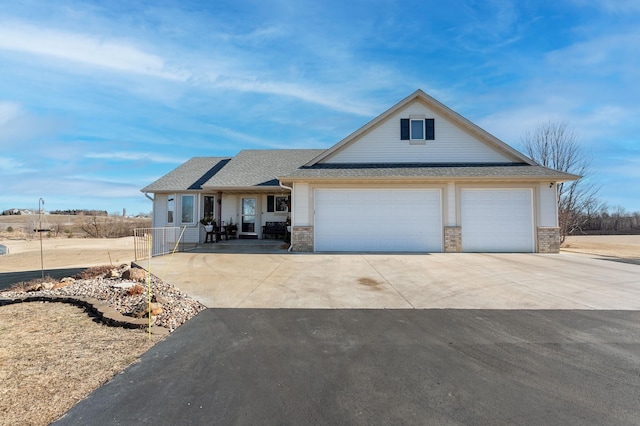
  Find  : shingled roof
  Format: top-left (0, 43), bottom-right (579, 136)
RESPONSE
top-left (201, 149), bottom-right (325, 190)
top-left (142, 150), bottom-right (327, 193)
top-left (279, 163), bottom-right (579, 182)
top-left (141, 157), bottom-right (230, 192)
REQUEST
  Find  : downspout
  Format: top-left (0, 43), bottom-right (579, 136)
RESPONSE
top-left (216, 191), bottom-right (223, 229)
top-left (144, 192), bottom-right (154, 202)
top-left (279, 180), bottom-right (294, 252)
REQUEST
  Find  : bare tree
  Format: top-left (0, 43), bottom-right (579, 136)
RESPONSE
top-left (521, 120), bottom-right (600, 242)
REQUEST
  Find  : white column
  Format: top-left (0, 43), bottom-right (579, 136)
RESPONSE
top-left (293, 183), bottom-right (310, 226)
top-left (538, 183), bottom-right (559, 227)
top-left (447, 182), bottom-right (457, 226)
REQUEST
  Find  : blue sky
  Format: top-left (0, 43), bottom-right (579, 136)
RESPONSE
top-left (1, 0), bottom-right (639, 215)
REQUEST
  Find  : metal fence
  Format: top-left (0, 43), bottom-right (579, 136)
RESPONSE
top-left (133, 227), bottom-right (185, 261)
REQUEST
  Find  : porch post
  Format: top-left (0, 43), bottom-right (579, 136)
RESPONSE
top-left (216, 191), bottom-right (223, 226)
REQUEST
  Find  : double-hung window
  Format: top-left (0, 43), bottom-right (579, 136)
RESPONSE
top-left (401, 118), bottom-right (435, 142)
top-left (181, 194), bottom-right (195, 224)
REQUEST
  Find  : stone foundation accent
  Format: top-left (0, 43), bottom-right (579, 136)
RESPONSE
top-left (292, 226), bottom-right (314, 252)
top-left (444, 226), bottom-right (462, 253)
top-left (537, 227), bottom-right (560, 253)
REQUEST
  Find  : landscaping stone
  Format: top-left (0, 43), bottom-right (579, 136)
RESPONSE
top-left (0, 263), bottom-right (206, 333)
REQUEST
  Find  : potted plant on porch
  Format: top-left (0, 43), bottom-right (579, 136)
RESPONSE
top-left (200, 216), bottom-right (216, 233)
top-left (225, 219), bottom-right (238, 238)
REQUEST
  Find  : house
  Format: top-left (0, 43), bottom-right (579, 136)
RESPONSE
top-left (142, 90), bottom-right (578, 253)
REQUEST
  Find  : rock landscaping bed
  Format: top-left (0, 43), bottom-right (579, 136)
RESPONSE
top-left (0, 263), bottom-right (207, 426)
top-left (1, 264), bottom-right (206, 332)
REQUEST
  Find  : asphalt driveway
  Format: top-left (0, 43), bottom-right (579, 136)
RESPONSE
top-left (55, 309), bottom-right (640, 425)
top-left (146, 252), bottom-right (640, 310)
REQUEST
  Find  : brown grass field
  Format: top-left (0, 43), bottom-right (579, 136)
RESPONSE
top-left (562, 235), bottom-right (640, 259)
top-left (0, 234), bottom-right (638, 425)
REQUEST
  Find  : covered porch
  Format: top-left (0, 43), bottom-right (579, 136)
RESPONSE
top-left (201, 190), bottom-right (291, 243)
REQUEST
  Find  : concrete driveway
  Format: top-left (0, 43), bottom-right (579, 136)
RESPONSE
top-left (147, 252), bottom-right (640, 309)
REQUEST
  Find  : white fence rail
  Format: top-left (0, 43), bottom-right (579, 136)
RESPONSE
top-left (133, 227), bottom-right (185, 261)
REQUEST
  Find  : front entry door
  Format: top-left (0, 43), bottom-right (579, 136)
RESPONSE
top-left (241, 198), bottom-right (256, 233)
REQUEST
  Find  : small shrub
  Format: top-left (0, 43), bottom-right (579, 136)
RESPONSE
top-left (6, 226), bottom-right (13, 232)
top-left (75, 265), bottom-right (114, 280)
top-left (4, 276), bottom-right (57, 292)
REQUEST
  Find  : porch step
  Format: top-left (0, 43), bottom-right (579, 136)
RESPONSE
top-left (238, 234), bottom-right (258, 240)
top-left (191, 239), bottom-right (290, 254)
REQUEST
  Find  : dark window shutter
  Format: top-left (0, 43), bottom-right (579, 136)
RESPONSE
top-left (400, 118), bottom-right (410, 140)
top-left (267, 195), bottom-right (275, 212)
top-left (425, 119), bottom-right (435, 140)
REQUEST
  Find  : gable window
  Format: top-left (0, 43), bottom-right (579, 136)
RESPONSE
top-left (181, 194), bottom-right (195, 224)
top-left (167, 195), bottom-right (175, 224)
top-left (401, 118), bottom-right (435, 141)
top-left (410, 119), bottom-right (424, 140)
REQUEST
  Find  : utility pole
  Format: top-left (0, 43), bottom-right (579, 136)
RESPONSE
top-left (35, 198), bottom-right (50, 280)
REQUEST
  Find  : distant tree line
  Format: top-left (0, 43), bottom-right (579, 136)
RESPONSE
top-left (1, 208), bottom-right (111, 216)
top-left (572, 204), bottom-right (640, 235)
top-left (50, 209), bottom-right (109, 216)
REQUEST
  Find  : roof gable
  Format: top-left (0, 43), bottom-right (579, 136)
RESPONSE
top-left (307, 90), bottom-right (535, 166)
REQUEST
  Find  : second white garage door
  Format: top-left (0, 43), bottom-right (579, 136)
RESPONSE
top-left (314, 189), bottom-right (442, 252)
top-left (461, 189), bottom-right (534, 252)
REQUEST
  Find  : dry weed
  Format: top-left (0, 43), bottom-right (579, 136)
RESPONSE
top-left (0, 302), bottom-right (159, 426)
top-left (75, 265), bottom-right (114, 280)
top-left (126, 284), bottom-right (145, 296)
top-left (5, 276), bottom-right (58, 292)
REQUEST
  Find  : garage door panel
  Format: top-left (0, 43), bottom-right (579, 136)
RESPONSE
top-left (315, 189), bottom-right (442, 252)
top-left (461, 189), bottom-right (534, 253)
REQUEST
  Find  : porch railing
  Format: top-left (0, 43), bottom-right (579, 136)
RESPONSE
top-left (133, 227), bottom-right (185, 261)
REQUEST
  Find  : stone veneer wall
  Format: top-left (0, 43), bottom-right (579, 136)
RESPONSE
top-left (291, 226), bottom-right (314, 252)
top-left (444, 226), bottom-right (462, 253)
top-left (537, 227), bottom-right (560, 253)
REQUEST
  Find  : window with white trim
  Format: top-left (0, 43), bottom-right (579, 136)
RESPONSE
top-left (401, 118), bottom-right (435, 141)
top-left (267, 195), bottom-right (289, 213)
top-left (167, 195), bottom-right (175, 224)
top-left (181, 194), bottom-right (195, 224)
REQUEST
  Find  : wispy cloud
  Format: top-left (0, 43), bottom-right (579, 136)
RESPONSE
top-left (211, 77), bottom-right (376, 116)
top-left (5, 171), bottom-right (146, 198)
top-left (85, 151), bottom-right (186, 164)
top-left (0, 20), bottom-right (384, 116)
top-left (0, 21), bottom-right (189, 81)
top-left (546, 31), bottom-right (640, 76)
top-left (570, 0), bottom-right (640, 14)
top-left (0, 101), bottom-right (65, 144)
top-left (0, 101), bottom-right (21, 125)
top-left (0, 157), bottom-right (36, 175)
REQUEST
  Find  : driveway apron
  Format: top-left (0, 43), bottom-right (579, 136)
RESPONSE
top-left (145, 252), bottom-right (640, 310)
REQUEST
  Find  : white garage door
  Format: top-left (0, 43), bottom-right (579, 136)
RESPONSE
top-left (314, 189), bottom-right (442, 252)
top-left (461, 189), bottom-right (534, 252)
